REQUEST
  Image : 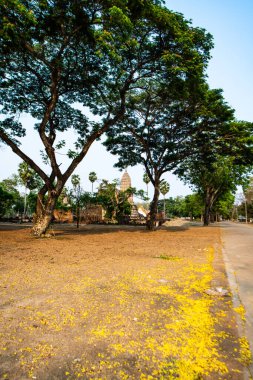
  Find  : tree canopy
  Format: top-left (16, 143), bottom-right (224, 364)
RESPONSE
top-left (1, 0), bottom-right (214, 235)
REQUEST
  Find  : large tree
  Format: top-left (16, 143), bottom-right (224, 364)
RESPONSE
top-left (104, 80), bottom-right (212, 230)
top-left (1, 0), bottom-right (197, 236)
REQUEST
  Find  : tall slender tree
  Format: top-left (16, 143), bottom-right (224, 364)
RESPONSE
top-left (89, 172), bottom-right (97, 194)
top-left (71, 174), bottom-right (82, 228)
top-left (18, 162), bottom-right (34, 217)
top-left (18, 162), bottom-right (43, 218)
top-left (159, 179), bottom-right (170, 216)
top-left (143, 173), bottom-right (150, 199)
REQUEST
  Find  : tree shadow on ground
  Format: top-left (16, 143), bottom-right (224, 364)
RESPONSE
top-left (0, 221), bottom-right (206, 237)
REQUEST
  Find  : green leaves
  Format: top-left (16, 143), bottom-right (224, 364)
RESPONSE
top-left (71, 174), bottom-right (81, 189)
top-left (0, 184), bottom-right (14, 217)
top-left (109, 6), bottom-right (133, 30)
top-left (159, 179), bottom-right (170, 196)
top-left (18, 161), bottom-right (43, 190)
top-left (67, 150), bottom-right (79, 159)
top-left (55, 140), bottom-right (66, 150)
top-left (0, 117), bottom-right (26, 145)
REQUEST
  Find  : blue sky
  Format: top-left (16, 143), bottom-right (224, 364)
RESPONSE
top-left (167, 0), bottom-right (253, 121)
top-left (1, 1), bottom-right (252, 198)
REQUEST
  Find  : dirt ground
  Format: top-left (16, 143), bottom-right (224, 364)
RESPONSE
top-left (0, 221), bottom-right (249, 379)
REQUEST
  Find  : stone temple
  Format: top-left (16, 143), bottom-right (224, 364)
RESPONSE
top-left (120, 170), bottom-right (141, 220)
top-left (120, 170), bottom-right (133, 203)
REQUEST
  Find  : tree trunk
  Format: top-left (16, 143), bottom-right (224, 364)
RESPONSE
top-left (203, 189), bottom-right (215, 226)
top-left (32, 212), bottom-right (53, 236)
top-left (146, 182), bottom-right (160, 231)
top-left (76, 202), bottom-right (80, 229)
top-left (203, 204), bottom-right (210, 226)
top-left (32, 190), bottom-right (58, 236)
top-left (23, 186), bottom-right (28, 220)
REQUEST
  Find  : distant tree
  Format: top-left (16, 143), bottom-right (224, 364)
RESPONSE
top-left (157, 194), bottom-right (203, 219)
top-left (159, 180), bottom-right (170, 216)
top-left (71, 174), bottom-right (81, 189)
top-left (1, 175), bottom-right (19, 194)
top-left (0, 175), bottom-right (23, 216)
top-left (70, 174), bottom-right (82, 228)
top-left (96, 179), bottom-right (132, 221)
top-left (158, 196), bottom-right (185, 218)
top-left (237, 197), bottom-right (253, 222)
top-left (240, 177), bottom-right (253, 222)
top-left (212, 191), bottom-right (235, 221)
top-left (0, 184), bottom-right (14, 217)
top-left (178, 157), bottom-right (250, 225)
top-left (18, 162), bottom-right (43, 217)
top-left (89, 172), bottom-right (97, 195)
top-left (143, 173), bottom-right (150, 199)
top-left (26, 191), bottom-right (39, 216)
top-left (184, 194), bottom-right (203, 220)
top-left (243, 177), bottom-right (253, 204)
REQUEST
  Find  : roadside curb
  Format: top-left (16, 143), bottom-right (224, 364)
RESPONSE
top-left (222, 244), bottom-right (253, 379)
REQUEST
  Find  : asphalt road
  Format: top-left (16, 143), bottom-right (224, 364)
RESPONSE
top-left (220, 221), bottom-right (253, 378)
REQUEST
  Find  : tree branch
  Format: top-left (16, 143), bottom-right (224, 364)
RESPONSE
top-left (0, 130), bottom-right (49, 184)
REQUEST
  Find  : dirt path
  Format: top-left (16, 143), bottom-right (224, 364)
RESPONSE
top-left (0, 222), bottom-right (249, 379)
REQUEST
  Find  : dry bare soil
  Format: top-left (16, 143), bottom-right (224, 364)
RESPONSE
top-left (0, 221), bottom-right (249, 379)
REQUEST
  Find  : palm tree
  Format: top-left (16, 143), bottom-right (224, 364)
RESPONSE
top-left (71, 174), bottom-right (81, 228)
top-left (18, 162), bottom-right (34, 218)
top-left (71, 174), bottom-right (81, 189)
top-left (143, 172), bottom-right (150, 198)
top-left (159, 180), bottom-right (170, 217)
top-left (89, 171), bottom-right (97, 194)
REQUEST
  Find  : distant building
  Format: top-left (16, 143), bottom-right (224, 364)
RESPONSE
top-left (120, 170), bottom-right (146, 221)
top-left (120, 170), bottom-right (133, 204)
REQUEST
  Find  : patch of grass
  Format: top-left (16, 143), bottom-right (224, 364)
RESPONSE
top-left (155, 254), bottom-right (181, 261)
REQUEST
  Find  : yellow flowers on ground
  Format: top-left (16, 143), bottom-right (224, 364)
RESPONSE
top-left (0, 226), bottom-right (249, 379)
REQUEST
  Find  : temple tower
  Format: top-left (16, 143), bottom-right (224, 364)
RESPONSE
top-left (120, 170), bottom-right (133, 204)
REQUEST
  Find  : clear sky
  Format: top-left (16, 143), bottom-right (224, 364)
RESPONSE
top-left (1, 1), bottom-right (253, 198)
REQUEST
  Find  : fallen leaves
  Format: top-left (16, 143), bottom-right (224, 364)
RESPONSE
top-left (0, 226), bottom-right (248, 379)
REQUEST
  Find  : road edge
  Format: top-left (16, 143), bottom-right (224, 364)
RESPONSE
top-left (221, 238), bottom-right (253, 379)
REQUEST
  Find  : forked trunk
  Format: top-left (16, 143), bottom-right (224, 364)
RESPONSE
top-left (32, 213), bottom-right (53, 236)
top-left (32, 190), bottom-right (58, 236)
